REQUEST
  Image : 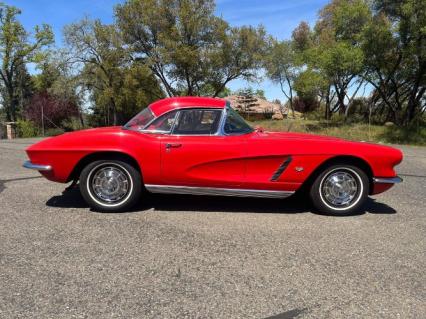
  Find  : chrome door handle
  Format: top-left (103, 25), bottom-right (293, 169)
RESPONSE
top-left (165, 143), bottom-right (182, 149)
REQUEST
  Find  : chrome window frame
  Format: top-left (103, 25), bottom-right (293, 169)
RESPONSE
top-left (136, 102), bottom-right (253, 137)
top-left (171, 108), bottom-right (224, 136)
top-left (221, 101), bottom-right (254, 136)
top-left (140, 107), bottom-right (224, 136)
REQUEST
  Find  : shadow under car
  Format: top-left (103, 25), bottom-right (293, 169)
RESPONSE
top-left (45, 185), bottom-right (397, 216)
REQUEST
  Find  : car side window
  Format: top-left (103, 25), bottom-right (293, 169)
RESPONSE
top-left (173, 109), bottom-right (222, 135)
top-left (144, 110), bottom-right (178, 133)
top-left (224, 107), bottom-right (254, 135)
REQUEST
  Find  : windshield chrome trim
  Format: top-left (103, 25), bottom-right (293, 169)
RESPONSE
top-left (139, 109), bottom-right (180, 134)
top-left (140, 107), bottom-right (158, 130)
top-left (221, 104), bottom-right (254, 136)
top-left (217, 106), bottom-right (228, 136)
top-left (123, 107), bottom-right (156, 131)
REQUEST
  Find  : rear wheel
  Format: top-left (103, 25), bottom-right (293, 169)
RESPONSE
top-left (309, 164), bottom-right (369, 216)
top-left (79, 160), bottom-right (142, 212)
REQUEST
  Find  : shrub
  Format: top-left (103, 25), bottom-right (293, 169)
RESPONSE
top-left (262, 107), bottom-right (274, 119)
top-left (380, 124), bottom-right (426, 145)
top-left (293, 96), bottom-right (320, 113)
top-left (25, 92), bottom-right (79, 128)
top-left (61, 117), bottom-right (84, 132)
top-left (16, 120), bottom-right (39, 138)
top-left (44, 128), bottom-right (65, 137)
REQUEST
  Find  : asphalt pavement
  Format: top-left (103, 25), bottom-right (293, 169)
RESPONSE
top-left (0, 138), bottom-right (425, 319)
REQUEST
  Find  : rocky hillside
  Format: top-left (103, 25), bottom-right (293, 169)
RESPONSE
top-left (225, 95), bottom-right (287, 120)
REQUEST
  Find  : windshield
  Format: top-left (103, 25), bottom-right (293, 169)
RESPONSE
top-left (224, 106), bottom-right (254, 135)
top-left (124, 107), bottom-right (155, 131)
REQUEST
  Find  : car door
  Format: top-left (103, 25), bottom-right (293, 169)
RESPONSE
top-left (160, 108), bottom-right (246, 187)
top-left (222, 106), bottom-right (295, 192)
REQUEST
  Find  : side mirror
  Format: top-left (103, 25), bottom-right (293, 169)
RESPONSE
top-left (255, 126), bottom-right (264, 133)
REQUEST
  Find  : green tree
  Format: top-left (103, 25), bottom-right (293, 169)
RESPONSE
top-left (64, 18), bottom-right (163, 126)
top-left (235, 87), bottom-right (259, 119)
top-left (264, 39), bottom-right (298, 116)
top-left (255, 89), bottom-right (265, 99)
top-left (31, 51), bottom-right (85, 129)
top-left (0, 3), bottom-right (53, 122)
top-left (291, 22), bottom-right (333, 117)
top-left (293, 68), bottom-right (328, 112)
top-left (361, 0), bottom-right (426, 125)
top-left (115, 0), bottom-right (266, 97)
top-left (91, 62), bottom-right (164, 125)
top-left (197, 84), bottom-right (231, 97)
top-left (308, 0), bottom-right (371, 118)
top-left (13, 58), bottom-right (34, 117)
top-left (292, 21), bottom-right (313, 53)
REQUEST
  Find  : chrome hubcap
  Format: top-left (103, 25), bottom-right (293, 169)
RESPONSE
top-left (91, 166), bottom-right (130, 203)
top-left (321, 171), bottom-right (359, 207)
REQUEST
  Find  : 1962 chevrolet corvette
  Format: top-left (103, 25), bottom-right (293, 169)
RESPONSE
top-left (24, 97), bottom-right (403, 215)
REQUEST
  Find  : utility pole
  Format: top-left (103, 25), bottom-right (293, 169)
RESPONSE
top-left (41, 103), bottom-right (45, 136)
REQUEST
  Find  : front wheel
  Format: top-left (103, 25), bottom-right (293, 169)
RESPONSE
top-left (79, 160), bottom-right (142, 212)
top-left (309, 164), bottom-right (369, 216)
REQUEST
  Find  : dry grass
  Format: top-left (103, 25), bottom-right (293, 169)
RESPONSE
top-left (250, 119), bottom-right (426, 146)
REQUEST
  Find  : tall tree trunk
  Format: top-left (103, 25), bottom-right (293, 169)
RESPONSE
top-left (11, 99), bottom-right (17, 122)
top-left (285, 77), bottom-right (295, 118)
top-left (78, 105), bottom-right (85, 127)
top-left (325, 91), bottom-right (331, 121)
top-left (338, 91), bottom-right (346, 115)
top-left (405, 73), bottom-right (423, 125)
top-left (5, 106), bottom-right (11, 122)
top-left (333, 83), bottom-right (346, 115)
top-left (288, 98), bottom-right (295, 118)
top-left (109, 97), bottom-right (117, 126)
top-left (6, 85), bottom-right (17, 122)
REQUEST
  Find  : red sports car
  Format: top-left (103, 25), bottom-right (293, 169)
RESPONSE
top-left (23, 97), bottom-right (403, 215)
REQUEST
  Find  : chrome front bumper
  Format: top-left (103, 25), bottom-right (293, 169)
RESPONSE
top-left (23, 161), bottom-right (52, 171)
top-left (373, 176), bottom-right (403, 184)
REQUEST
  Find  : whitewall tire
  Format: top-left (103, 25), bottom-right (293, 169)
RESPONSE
top-left (79, 159), bottom-right (142, 212)
top-left (309, 164), bottom-right (369, 216)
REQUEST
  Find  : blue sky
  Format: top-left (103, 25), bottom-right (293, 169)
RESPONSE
top-left (9, 0), bottom-right (328, 101)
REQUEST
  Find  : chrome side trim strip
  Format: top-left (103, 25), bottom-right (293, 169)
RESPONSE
top-left (145, 184), bottom-right (294, 199)
top-left (373, 176), bottom-right (403, 184)
top-left (23, 161), bottom-right (52, 171)
top-left (270, 156), bottom-right (292, 182)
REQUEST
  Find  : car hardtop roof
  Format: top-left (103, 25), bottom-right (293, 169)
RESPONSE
top-left (149, 97), bottom-right (227, 117)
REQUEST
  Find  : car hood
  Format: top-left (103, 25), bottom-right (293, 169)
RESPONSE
top-left (255, 131), bottom-right (402, 162)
